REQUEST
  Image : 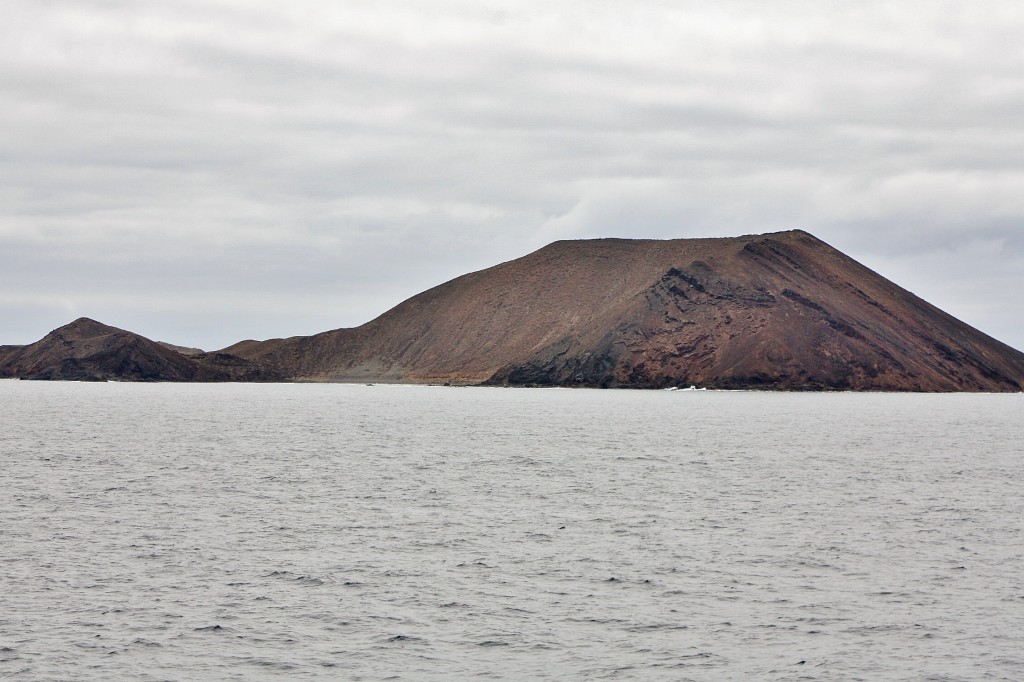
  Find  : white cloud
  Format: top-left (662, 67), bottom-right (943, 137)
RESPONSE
top-left (2, 0), bottom-right (1023, 349)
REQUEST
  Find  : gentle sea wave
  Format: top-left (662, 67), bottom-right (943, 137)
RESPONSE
top-left (1, 382), bottom-right (1022, 680)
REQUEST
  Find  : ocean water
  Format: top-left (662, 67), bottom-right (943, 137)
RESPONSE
top-left (1, 381), bottom-right (1022, 681)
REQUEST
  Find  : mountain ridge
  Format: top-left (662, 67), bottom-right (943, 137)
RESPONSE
top-left (4, 230), bottom-right (1023, 391)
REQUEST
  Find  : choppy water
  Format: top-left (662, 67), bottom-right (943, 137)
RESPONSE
top-left (1, 381), bottom-right (1022, 681)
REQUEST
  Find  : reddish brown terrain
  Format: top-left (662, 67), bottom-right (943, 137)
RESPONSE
top-left (224, 230), bottom-right (1024, 391)
top-left (4, 230), bottom-right (1024, 390)
top-left (0, 318), bottom-right (276, 382)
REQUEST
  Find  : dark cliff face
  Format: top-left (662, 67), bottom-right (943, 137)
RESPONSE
top-left (6, 231), bottom-right (1024, 390)
top-left (0, 318), bottom-right (278, 382)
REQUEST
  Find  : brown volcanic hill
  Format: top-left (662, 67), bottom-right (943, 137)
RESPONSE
top-left (226, 230), bottom-right (1024, 391)
top-left (0, 318), bottom-right (276, 382)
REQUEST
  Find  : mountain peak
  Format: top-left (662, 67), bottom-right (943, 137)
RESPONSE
top-left (50, 317), bottom-right (124, 341)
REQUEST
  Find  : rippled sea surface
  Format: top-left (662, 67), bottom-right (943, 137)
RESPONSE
top-left (2, 381), bottom-right (1023, 681)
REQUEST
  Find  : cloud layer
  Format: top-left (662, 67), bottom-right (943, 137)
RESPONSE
top-left (3, 0), bottom-right (1023, 350)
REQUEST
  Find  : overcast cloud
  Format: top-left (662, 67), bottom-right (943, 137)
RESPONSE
top-left (3, 0), bottom-right (1023, 350)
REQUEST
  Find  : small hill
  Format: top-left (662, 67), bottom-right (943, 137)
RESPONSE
top-left (226, 230), bottom-right (1024, 391)
top-left (0, 318), bottom-right (276, 382)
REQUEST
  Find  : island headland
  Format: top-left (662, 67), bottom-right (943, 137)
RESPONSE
top-left (3, 230), bottom-right (1023, 391)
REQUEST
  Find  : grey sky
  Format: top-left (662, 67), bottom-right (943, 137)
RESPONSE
top-left (3, 0), bottom-right (1023, 351)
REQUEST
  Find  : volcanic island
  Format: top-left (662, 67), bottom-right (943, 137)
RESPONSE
top-left (3, 230), bottom-right (1023, 391)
